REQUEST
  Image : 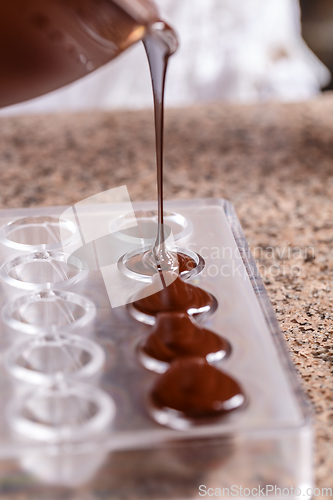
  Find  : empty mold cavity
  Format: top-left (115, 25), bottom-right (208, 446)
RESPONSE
top-left (5, 333), bottom-right (105, 386)
top-left (0, 251), bottom-right (88, 292)
top-left (8, 382), bottom-right (115, 442)
top-left (2, 289), bottom-right (96, 336)
top-left (110, 210), bottom-right (193, 242)
top-left (0, 216), bottom-right (77, 252)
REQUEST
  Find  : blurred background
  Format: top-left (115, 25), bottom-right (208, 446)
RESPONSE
top-left (0, 0), bottom-right (332, 115)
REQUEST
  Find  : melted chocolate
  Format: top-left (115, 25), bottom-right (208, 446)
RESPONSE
top-left (142, 312), bottom-right (229, 364)
top-left (127, 250), bottom-right (196, 278)
top-left (143, 22), bottom-right (177, 266)
top-left (177, 252), bottom-right (196, 273)
top-left (151, 358), bottom-right (245, 419)
top-left (141, 14), bottom-right (245, 423)
top-left (132, 275), bottom-right (214, 318)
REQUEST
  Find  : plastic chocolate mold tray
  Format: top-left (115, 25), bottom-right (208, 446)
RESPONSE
top-left (0, 199), bottom-right (312, 498)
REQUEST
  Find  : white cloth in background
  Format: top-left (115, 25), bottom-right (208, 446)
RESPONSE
top-left (0, 0), bottom-right (330, 115)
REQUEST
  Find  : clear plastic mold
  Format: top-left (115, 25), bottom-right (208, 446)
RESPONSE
top-left (0, 199), bottom-right (312, 498)
top-left (118, 244), bottom-right (205, 282)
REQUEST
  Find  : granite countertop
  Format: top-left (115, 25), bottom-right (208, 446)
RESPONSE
top-left (0, 93), bottom-right (333, 488)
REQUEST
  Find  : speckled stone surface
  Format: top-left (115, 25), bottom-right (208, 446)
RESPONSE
top-left (0, 93), bottom-right (333, 490)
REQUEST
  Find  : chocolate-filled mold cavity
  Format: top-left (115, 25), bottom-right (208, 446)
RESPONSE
top-left (0, 216), bottom-right (77, 252)
top-left (118, 247), bottom-right (204, 283)
top-left (149, 358), bottom-right (246, 430)
top-left (7, 383), bottom-right (115, 443)
top-left (2, 290), bottom-right (96, 336)
top-left (128, 272), bottom-right (217, 325)
top-left (137, 312), bottom-right (230, 373)
top-left (0, 251), bottom-right (88, 293)
top-left (4, 334), bottom-right (105, 387)
top-left (109, 210), bottom-right (193, 242)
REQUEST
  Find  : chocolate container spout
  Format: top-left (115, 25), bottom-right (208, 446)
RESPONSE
top-left (0, 0), bottom-right (164, 109)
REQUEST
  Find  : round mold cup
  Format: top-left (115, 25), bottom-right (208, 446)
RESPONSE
top-left (2, 290), bottom-right (96, 339)
top-left (127, 271), bottom-right (218, 326)
top-left (118, 245), bottom-right (205, 283)
top-left (127, 294), bottom-right (218, 326)
top-left (4, 333), bottom-right (105, 387)
top-left (136, 334), bottom-right (230, 374)
top-left (147, 392), bottom-right (246, 431)
top-left (111, 210), bottom-right (201, 283)
top-left (109, 210), bottom-right (193, 242)
top-left (0, 216), bottom-right (78, 256)
top-left (0, 251), bottom-right (88, 298)
top-left (7, 382), bottom-right (115, 443)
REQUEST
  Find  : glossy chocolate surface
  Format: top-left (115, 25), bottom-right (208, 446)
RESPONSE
top-left (142, 312), bottom-right (229, 363)
top-left (133, 275), bottom-right (213, 318)
top-left (151, 358), bottom-right (245, 419)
